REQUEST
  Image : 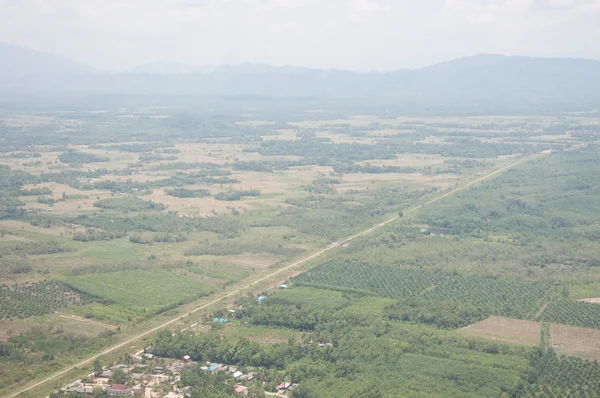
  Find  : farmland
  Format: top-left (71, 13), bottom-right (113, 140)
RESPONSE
top-left (295, 261), bottom-right (555, 320)
top-left (1, 97), bottom-right (600, 397)
top-left (63, 269), bottom-right (216, 323)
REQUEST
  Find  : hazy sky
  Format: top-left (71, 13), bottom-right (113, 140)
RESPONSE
top-left (1, 0), bottom-right (599, 71)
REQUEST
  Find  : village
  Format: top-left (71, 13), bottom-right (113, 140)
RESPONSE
top-left (56, 347), bottom-right (297, 398)
top-left (53, 295), bottom-right (299, 398)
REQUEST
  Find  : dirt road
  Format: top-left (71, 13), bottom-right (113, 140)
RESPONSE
top-left (8, 155), bottom-right (535, 398)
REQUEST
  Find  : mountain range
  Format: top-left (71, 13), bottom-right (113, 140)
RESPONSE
top-left (1, 42), bottom-right (600, 111)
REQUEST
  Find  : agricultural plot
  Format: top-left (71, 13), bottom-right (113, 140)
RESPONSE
top-left (550, 323), bottom-right (600, 361)
top-left (63, 269), bottom-right (217, 323)
top-left (0, 281), bottom-right (100, 320)
top-left (460, 316), bottom-right (542, 345)
top-left (527, 353), bottom-right (600, 397)
top-left (541, 299), bottom-right (600, 329)
top-left (294, 261), bottom-right (555, 320)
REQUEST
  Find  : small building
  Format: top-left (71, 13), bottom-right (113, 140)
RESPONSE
top-left (207, 364), bottom-right (219, 373)
top-left (182, 354), bottom-right (191, 362)
top-left (232, 371), bottom-right (244, 378)
top-left (278, 284), bottom-right (288, 289)
top-left (235, 385), bottom-right (248, 396)
top-left (142, 353), bottom-right (154, 359)
top-left (97, 370), bottom-right (113, 379)
top-left (246, 372), bottom-right (256, 381)
top-left (108, 384), bottom-right (132, 396)
top-left (278, 381), bottom-right (293, 390)
top-left (213, 318), bottom-right (228, 324)
top-left (258, 295), bottom-right (267, 304)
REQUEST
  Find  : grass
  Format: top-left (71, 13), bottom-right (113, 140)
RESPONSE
top-left (63, 269), bottom-right (216, 323)
top-left (568, 283), bottom-right (600, 300)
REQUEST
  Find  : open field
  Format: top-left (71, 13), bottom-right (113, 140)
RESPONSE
top-left (461, 316), bottom-right (542, 345)
top-left (63, 269), bottom-right (220, 323)
top-left (550, 323), bottom-right (600, 360)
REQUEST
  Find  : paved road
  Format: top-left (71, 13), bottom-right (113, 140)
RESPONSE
top-left (8, 155), bottom-right (533, 398)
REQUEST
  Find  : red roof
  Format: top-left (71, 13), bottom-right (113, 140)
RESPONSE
top-left (111, 384), bottom-right (128, 391)
top-left (235, 385), bottom-right (248, 393)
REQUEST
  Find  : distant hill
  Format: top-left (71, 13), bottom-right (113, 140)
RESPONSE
top-left (127, 61), bottom-right (214, 75)
top-left (0, 42), bottom-right (96, 82)
top-left (2, 43), bottom-right (600, 113)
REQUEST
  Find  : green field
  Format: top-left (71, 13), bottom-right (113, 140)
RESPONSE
top-left (63, 269), bottom-right (214, 323)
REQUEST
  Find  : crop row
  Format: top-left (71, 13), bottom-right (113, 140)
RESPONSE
top-left (0, 280), bottom-right (100, 320)
top-left (541, 299), bottom-right (600, 329)
top-left (294, 260), bottom-right (555, 320)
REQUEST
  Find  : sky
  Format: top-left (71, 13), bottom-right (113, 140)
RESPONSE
top-left (1, 0), bottom-right (599, 72)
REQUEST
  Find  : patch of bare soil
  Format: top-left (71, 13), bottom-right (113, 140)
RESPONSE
top-left (460, 316), bottom-right (541, 346)
top-left (550, 323), bottom-right (600, 361)
top-left (578, 298), bottom-right (600, 304)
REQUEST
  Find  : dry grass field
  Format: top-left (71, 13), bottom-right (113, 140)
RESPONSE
top-left (460, 316), bottom-right (542, 345)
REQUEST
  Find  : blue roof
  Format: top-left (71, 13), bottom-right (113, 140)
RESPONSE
top-left (258, 295), bottom-right (267, 301)
top-left (207, 365), bottom-right (219, 371)
top-left (213, 318), bottom-right (228, 323)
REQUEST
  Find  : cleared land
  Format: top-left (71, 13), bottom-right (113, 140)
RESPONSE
top-left (550, 323), bottom-right (600, 361)
top-left (460, 316), bottom-right (542, 345)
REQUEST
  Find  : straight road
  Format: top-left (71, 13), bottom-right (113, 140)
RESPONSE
top-left (9, 154), bottom-right (536, 398)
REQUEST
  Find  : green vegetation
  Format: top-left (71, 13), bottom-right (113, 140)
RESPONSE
top-left (295, 261), bottom-right (554, 320)
top-left (165, 188), bottom-right (211, 198)
top-left (93, 196), bottom-right (166, 212)
top-left (184, 239), bottom-right (302, 257)
top-left (58, 149), bottom-right (108, 164)
top-left (64, 269), bottom-right (212, 323)
top-left (0, 327), bottom-right (118, 392)
top-left (0, 281), bottom-right (101, 320)
top-left (383, 298), bottom-right (488, 329)
top-left (18, 187), bottom-right (52, 196)
top-left (214, 190), bottom-right (260, 201)
top-left (541, 299), bottom-right (600, 329)
top-left (71, 212), bottom-right (244, 238)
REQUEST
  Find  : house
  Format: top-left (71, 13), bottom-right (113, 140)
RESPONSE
top-left (213, 317), bottom-right (228, 324)
top-left (277, 381), bottom-right (293, 390)
top-left (235, 385), bottom-right (248, 396)
top-left (142, 353), bottom-right (153, 359)
top-left (207, 364), bottom-right (219, 373)
top-left (97, 370), bottom-right (113, 379)
top-left (182, 354), bottom-right (191, 362)
top-left (278, 284), bottom-right (288, 289)
top-left (232, 371), bottom-right (244, 378)
top-left (108, 384), bottom-right (132, 396)
top-left (246, 372), bottom-right (256, 381)
top-left (258, 295), bottom-right (267, 303)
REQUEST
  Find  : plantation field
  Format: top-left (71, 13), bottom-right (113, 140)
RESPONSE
top-left (0, 280), bottom-right (100, 320)
top-left (295, 261), bottom-right (556, 320)
top-left (63, 269), bottom-right (218, 323)
top-left (541, 298), bottom-right (600, 330)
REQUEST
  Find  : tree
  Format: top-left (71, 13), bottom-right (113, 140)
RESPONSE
top-left (93, 358), bottom-right (103, 375)
top-left (109, 369), bottom-right (128, 384)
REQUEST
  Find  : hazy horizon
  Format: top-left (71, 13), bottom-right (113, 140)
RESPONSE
top-left (1, 0), bottom-right (599, 72)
